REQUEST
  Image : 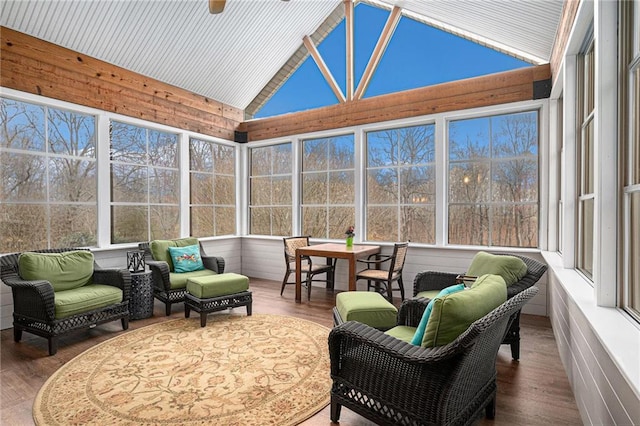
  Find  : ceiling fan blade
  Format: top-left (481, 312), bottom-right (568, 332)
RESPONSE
top-left (209, 0), bottom-right (225, 14)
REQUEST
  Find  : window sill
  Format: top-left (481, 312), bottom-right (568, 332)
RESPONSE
top-left (541, 251), bottom-right (640, 398)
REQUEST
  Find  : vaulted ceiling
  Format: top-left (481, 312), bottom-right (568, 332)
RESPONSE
top-left (0, 0), bottom-right (564, 115)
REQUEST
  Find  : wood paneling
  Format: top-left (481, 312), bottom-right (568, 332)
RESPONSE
top-left (240, 64), bottom-right (551, 141)
top-left (0, 27), bottom-right (242, 139)
top-left (550, 0), bottom-right (580, 79)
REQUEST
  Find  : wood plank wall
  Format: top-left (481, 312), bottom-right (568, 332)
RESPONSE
top-left (550, 0), bottom-right (580, 80)
top-left (239, 64), bottom-right (551, 142)
top-left (0, 27), bottom-right (243, 140)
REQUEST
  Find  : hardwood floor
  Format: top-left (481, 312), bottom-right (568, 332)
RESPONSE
top-left (1, 278), bottom-right (582, 425)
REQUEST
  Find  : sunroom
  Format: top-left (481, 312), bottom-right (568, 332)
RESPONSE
top-left (0, 0), bottom-right (638, 424)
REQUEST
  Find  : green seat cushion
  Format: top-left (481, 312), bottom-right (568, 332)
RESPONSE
top-left (168, 244), bottom-right (205, 273)
top-left (467, 251), bottom-right (527, 286)
top-left (423, 274), bottom-right (507, 347)
top-left (169, 269), bottom-right (217, 289)
top-left (336, 291), bottom-right (398, 330)
top-left (150, 237), bottom-right (199, 272)
top-left (415, 289), bottom-right (440, 300)
top-left (385, 325), bottom-right (417, 344)
top-left (54, 284), bottom-right (123, 319)
top-left (186, 273), bottom-right (249, 299)
top-left (411, 284), bottom-right (465, 345)
top-left (19, 250), bottom-right (94, 292)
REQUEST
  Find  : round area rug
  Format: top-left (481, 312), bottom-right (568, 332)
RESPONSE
top-left (33, 314), bottom-right (332, 426)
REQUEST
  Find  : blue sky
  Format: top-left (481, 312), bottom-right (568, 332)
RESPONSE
top-left (255, 3), bottom-right (530, 118)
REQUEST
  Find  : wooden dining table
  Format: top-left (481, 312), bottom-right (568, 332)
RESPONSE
top-left (294, 242), bottom-right (381, 302)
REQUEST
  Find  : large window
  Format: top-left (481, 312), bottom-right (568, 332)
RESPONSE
top-left (577, 38), bottom-right (595, 278)
top-left (0, 98), bottom-right (97, 252)
top-left (249, 143), bottom-right (292, 236)
top-left (110, 121), bottom-right (179, 243)
top-left (301, 135), bottom-right (355, 239)
top-left (189, 139), bottom-right (236, 237)
top-left (622, 1), bottom-right (640, 319)
top-left (366, 124), bottom-right (436, 243)
top-left (448, 111), bottom-right (539, 247)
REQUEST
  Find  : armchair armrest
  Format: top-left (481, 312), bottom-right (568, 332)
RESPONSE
top-left (412, 271), bottom-right (460, 296)
top-left (1, 274), bottom-right (56, 321)
top-left (202, 255), bottom-right (225, 274)
top-left (397, 297), bottom-right (430, 327)
top-left (145, 259), bottom-right (171, 291)
top-left (93, 268), bottom-right (131, 301)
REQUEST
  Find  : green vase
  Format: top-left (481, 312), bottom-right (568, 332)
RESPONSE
top-left (346, 236), bottom-right (354, 248)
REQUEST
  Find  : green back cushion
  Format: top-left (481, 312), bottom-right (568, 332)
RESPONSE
top-left (467, 251), bottom-right (527, 286)
top-left (423, 274), bottom-right (507, 347)
top-left (150, 237), bottom-right (198, 272)
top-left (168, 244), bottom-right (205, 273)
top-left (410, 284), bottom-right (465, 345)
top-left (19, 250), bottom-right (94, 292)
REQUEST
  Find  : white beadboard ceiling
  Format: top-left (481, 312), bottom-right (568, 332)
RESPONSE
top-left (0, 0), bottom-right (563, 112)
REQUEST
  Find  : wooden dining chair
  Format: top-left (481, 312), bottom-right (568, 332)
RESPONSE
top-left (281, 236), bottom-right (335, 300)
top-left (355, 242), bottom-right (409, 302)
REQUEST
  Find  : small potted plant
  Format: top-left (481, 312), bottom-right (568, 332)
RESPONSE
top-left (345, 226), bottom-right (355, 248)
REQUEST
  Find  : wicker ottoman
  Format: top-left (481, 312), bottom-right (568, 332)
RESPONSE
top-left (185, 273), bottom-right (252, 327)
top-left (333, 291), bottom-right (398, 331)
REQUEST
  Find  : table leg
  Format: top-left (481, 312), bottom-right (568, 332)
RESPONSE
top-left (348, 256), bottom-right (356, 291)
top-left (326, 257), bottom-right (335, 290)
top-left (295, 253), bottom-right (302, 303)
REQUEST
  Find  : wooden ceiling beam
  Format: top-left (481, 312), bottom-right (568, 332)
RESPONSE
top-left (353, 6), bottom-right (402, 100)
top-left (344, 0), bottom-right (354, 101)
top-left (303, 35), bottom-right (346, 103)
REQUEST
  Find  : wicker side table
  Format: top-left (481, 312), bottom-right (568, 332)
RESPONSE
top-left (129, 270), bottom-right (154, 320)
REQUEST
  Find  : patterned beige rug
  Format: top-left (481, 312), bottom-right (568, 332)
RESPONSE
top-left (33, 314), bottom-right (332, 425)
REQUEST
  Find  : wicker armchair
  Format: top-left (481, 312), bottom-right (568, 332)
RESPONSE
top-left (413, 253), bottom-right (547, 360)
top-left (139, 241), bottom-right (225, 315)
top-left (0, 248), bottom-right (130, 356)
top-left (329, 286), bottom-right (538, 426)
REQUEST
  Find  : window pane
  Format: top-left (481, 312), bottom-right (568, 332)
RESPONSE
top-left (303, 138), bottom-right (327, 172)
top-left (0, 98), bottom-right (45, 151)
top-left (0, 203), bottom-right (47, 252)
top-left (633, 67), bottom-right (640, 185)
top-left (579, 198), bottom-right (594, 277)
top-left (250, 147), bottom-right (271, 175)
top-left (272, 144), bottom-right (292, 175)
top-left (491, 112), bottom-right (538, 158)
top-left (583, 118), bottom-right (595, 194)
top-left (250, 207), bottom-right (271, 235)
top-left (302, 173), bottom-right (327, 204)
top-left (111, 164), bottom-right (147, 203)
top-left (367, 132), bottom-right (396, 167)
top-left (48, 158), bottom-right (96, 202)
top-left (148, 130), bottom-right (178, 168)
top-left (367, 206), bottom-right (397, 241)
top-left (449, 162), bottom-right (490, 203)
top-left (401, 205), bottom-right (435, 243)
top-left (398, 125), bottom-right (435, 164)
top-left (492, 159), bottom-right (538, 202)
top-left (328, 171), bottom-right (354, 204)
top-left (190, 139), bottom-right (213, 172)
top-left (630, 192), bottom-right (640, 312)
top-left (214, 175), bottom-right (235, 204)
top-left (449, 117), bottom-right (490, 160)
top-left (190, 173), bottom-right (214, 205)
top-left (191, 206), bottom-right (213, 238)
top-left (329, 136), bottom-right (355, 169)
top-left (302, 206), bottom-right (327, 238)
top-left (48, 108), bottom-right (95, 157)
top-left (215, 207), bottom-right (235, 236)
top-left (492, 204), bottom-right (538, 248)
top-left (149, 168), bottom-right (179, 204)
top-left (328, 206), bottom-right (355, 239)
top-left (111, 205), bottom-right (148, 244)
top-left (50, 204), bottom-right (97, 247)
top-left (150, 206), bottom-right (179, 240)
top-left (367, 168), bottom-right (398, 203)
top-left (271, 207), bottom-right (292, 236)
top-left (448, 205), bottom-right (489, 245)
top-left (272, 176), bottom-right (291, 204)
top-left (250, 177), bottom-right (271, 205)
top-left (110, 122), bottom-right (146, 164)
top-left (400, 166), bottom-right (434, 204)
top-left (1, 152), bottom-right (46, 201)
top-left (215, 144), bottom-right (235, 175)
